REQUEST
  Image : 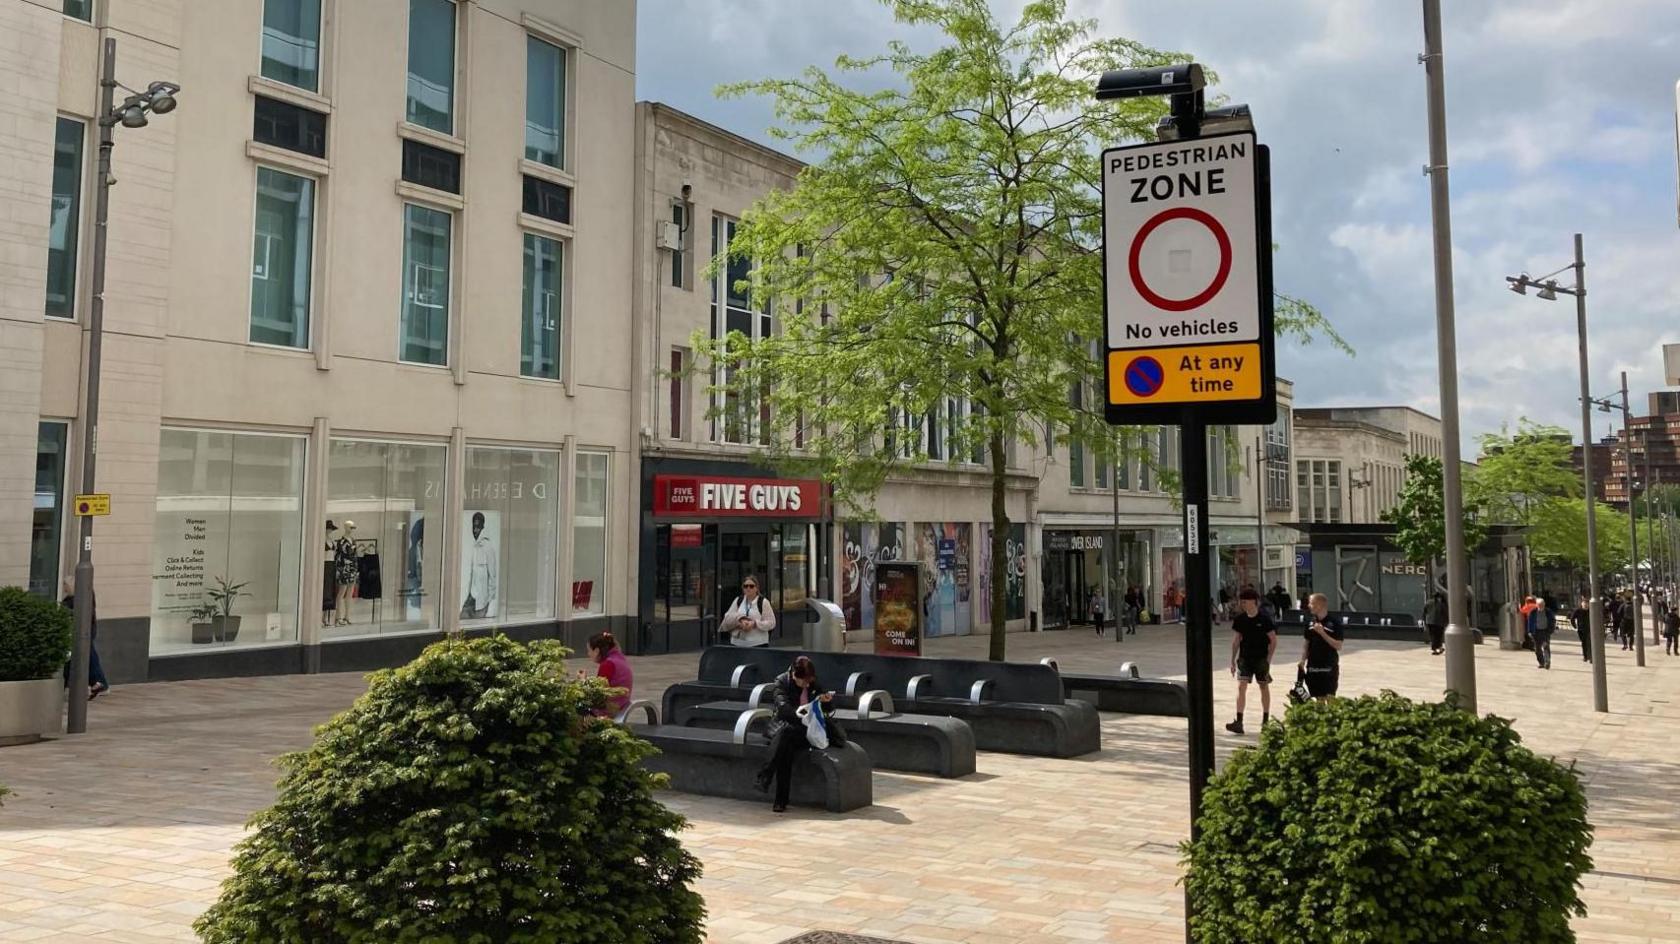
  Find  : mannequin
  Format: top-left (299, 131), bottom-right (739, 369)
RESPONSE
top-left (333, 520), bottom-right (359, 626)
top-left (322, 520), bottom-right (340, 627)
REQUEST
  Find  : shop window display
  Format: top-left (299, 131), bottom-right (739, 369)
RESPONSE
top-left (324, 439), bottom-right (446, 636)
top-left (460, 446), bottom-right (561, 624)
top-left (571, 452), bottom-right (609, 615)
top-left (151, 429), bottom-right (306, 652)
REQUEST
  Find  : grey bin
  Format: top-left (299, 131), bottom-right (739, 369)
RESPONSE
top-left (803, 599), bottom-right (847, 651)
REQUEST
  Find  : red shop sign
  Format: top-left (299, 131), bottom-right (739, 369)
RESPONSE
top-left (670, 524), bottom-right (703, 548)
top-left (653, 474), bottom-right (822, 518)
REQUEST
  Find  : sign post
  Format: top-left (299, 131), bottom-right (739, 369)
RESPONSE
top-left (1095, 63), bottom-right (1275, 943)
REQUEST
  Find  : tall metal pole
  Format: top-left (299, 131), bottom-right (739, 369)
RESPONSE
top-left (1254, 435), bottom-right (1266, 592)
top-left (1572, 235), bottom-right (1607, 709)
top-left (1420, 0), bottom-right (1476, 711)
top-left (68, 38), bottom-right (118, 735)
top-left (1111, 434), bottom-right (1121, 643)
top-left (1645, 452), bottom-right (1657, 646)
top-left (1182, 418), bottom-right (1214, 835)
top-left (1621, 372), bottom-right (1645, 667)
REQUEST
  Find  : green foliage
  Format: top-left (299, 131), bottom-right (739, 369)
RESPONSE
top-left (195, 635), bottom-right (705, 944)
top-left (0, 586), bottom-right (73, 682)
top-left (1529, 497), bottom-right (1631, 575)
top-left (0, 783), bottom-right (9, 806)
top-left (1183, 693), bottom-right (1594, 943)
top-left (1382, 454), bottom-right (1488, 568)
top-left (205, 576), bottom-right (249, 619)
top-left (1468, 419), bottom-right (1578, 525)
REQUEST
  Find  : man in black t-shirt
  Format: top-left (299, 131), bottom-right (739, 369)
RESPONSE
top-left (1298, 592), bottom-right (1345, 701)
top-left (1225, 588), bottom-right (1277, 735)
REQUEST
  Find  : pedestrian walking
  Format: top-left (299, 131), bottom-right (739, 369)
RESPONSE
top-left (59, 577), bottom-right (109, 701)
top-left (1525, 596), bottom-right (1555, 670)
top-left (1298, 593), bottom-right (1345, 702)
top-left (1619, 597), bottom-right (1635, 651)
top-left (1664, 607), bottom-right (1679, 656)
top-left (1124, 585), bottom-right (1143, 634)
top-left (1572, 598), bottom-right (1592, 662)
top-left (1090, 587), bottom-right (1106, 637)
top-left (1266, 582), bottom-right (1293, 618)
top-left (720, 575), bottom-right (776, 648)
top-left (1422, 591), bottom-right (1447, 656)
top-left (753, 656), bottom-right (841, 813)
top-left (1225, 588), bottom-right (1277, 734)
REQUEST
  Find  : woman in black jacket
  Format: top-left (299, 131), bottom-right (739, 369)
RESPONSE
top-left (753, 656), bottom-right (834, 813)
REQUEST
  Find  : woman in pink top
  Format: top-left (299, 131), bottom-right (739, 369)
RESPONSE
top-left (587, 631), bottom-right (633, 716)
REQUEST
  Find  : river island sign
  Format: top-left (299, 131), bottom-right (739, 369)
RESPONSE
top-left (1101, 131), bottom-right (1275, 424)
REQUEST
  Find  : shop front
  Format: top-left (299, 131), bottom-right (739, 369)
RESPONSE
top-left (1040, 530), bottom-right (1152, 629)
top-left (638, 459), bottom-right (828, 655)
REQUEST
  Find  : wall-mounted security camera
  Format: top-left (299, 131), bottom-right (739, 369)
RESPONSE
top-left (1094, 63), bottom-right (1204, 100)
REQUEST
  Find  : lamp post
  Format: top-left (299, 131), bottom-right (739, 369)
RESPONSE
top-left (1590, 377), bottom-right (1645, 667)
top-left (1420, 0), bottom-right (1477, 711)
top-left (67, 38), bottom-right (180, 735)
top-left (1506, 233), bottom-right (1606, 710)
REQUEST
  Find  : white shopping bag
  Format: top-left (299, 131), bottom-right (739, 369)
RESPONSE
top-left (796, 701), bottom-right (830, 749)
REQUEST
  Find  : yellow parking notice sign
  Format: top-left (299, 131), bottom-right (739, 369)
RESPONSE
top-left (73, 494), bottom-right (110, 517)
top-left (1108, 343), bottom-right (1263, 406)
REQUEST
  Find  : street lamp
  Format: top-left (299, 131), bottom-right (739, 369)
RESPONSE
top-left (1505, 234), bottom-right (1607, 711)
top-left (1587, 377), bottom-right (1644, 667)
top-left (68, 39), bottom-right (181, 735)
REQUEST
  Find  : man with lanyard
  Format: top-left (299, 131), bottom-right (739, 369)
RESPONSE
top-left (1225, 587), bottom-right (1277, 735)
top-left (1298, 592), bottom-right (1345, 702)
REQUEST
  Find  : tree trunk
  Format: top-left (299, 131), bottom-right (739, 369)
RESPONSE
top-left (988, 428), bottom-right (1010, 662)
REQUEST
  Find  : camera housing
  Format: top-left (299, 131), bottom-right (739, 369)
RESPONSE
top-left (1094, 63), bottom-right (1205, 100)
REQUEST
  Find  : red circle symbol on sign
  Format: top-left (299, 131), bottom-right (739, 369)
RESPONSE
top-left (1127, 206), bottom-right (1233, 313)
top-left (78, 503), bottom-right (89, 514)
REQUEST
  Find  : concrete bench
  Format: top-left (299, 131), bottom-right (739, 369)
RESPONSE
top-left (1045, 660), bottom-right (1190, 718)
top-left (676, 688), bottom-right (977, 778)
top-left (681, 647), bottom-right (1102, 759)
top-left (617, 702), bottom-right (872, 813)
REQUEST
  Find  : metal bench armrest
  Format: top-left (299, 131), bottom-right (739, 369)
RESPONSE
top-left (968, 679), bottom-right (994, 705)
top-left (615, 700), bottom-right (659, 725)
top-left (746, 682), bottom-right (774, 709)
top-left (906, 674), bottom-right (933, 700)
top-left (730, 664), bottom-right (757, 688)
top-left (1118, 662), bottom-right (1141, 679)
top-left (732, 708), bottom-right (773, 745)
top-left (856, 690), bottom-right (895, 720)
top-left (845, 671), bottom-right (872, 696)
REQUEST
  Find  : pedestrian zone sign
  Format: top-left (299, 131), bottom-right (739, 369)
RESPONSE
top-left (1101, 131), bottom-right (1275, 425)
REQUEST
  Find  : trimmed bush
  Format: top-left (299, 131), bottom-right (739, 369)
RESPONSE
top-left (195, 635), bottom-right (705, 944)
top-left (1184, 693), bottom-right (1593, 943)
top-left (0, 586), bottom-right (73, 681)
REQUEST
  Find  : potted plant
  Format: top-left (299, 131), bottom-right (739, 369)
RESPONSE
top-left (188, 601), bottom-right (219, 645)
top-left (0, 586), bottom-right (73, 746)
top-left (204, 577), bottom-right (249, 643)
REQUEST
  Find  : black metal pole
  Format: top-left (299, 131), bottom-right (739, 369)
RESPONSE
top-left (1182, 418), bottom-right (1215, 838)
top-left (69, 37), bottom-right (118, 735)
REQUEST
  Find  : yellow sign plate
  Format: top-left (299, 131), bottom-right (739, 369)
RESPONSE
top-left (1108, 343), bottom-right (1263, 406)
top-left (72, 494), bottom-right (110, 517)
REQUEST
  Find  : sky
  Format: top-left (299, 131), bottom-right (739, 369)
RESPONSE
top-left (636, 0), bottom-right (1680, 454)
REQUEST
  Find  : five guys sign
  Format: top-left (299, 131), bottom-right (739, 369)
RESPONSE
top-left (653, 474), bottom-right (822, 518)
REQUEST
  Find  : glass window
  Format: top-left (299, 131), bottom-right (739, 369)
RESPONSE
top-left (63, 0), bottom-right (91, 21)
top-left (405, 0), bottom-right (455, 133)
top-left (711, 215), bottom-right (770, 443)
top-left (151, 429), bottom-right (306, 652)
top-left (461, 447), bottom-right (561, 624)
top-left (670, 203), bottom-right (687, 288)
top-left (1070, 440), bottom-right (1085, 488)
top-left (669, 348), bottom-right (686, 439)
top-left (525, 36), bottom-right (565, 167)
top-left (1095, 449), bottom-right (1108, 489)
top-left (521, 233), bottom-right (562, 380)
top-left (253, 95), bottom-right (328, 158)
top-left (572, 452), bottom-right (609, 615)
top-left (522, 175), bottom-right (573, 225)
top-left (30, 422), bottom-right (69, 598)
top-left (401, 139), bottom-right (461, 194)
top-left (400, 203), bottom-right (450, 365)
top-left (250, 167), bottom-right (314, 348)
top-left (46, 117), bottom-right (84, 319)
top-left (261, 0), bottom-right (321, 91)
top-left (324, 439), bottom-right (447, 637)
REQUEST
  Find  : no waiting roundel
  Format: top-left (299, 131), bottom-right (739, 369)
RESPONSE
top-left (1101, 132), bottom-right (1261, 351)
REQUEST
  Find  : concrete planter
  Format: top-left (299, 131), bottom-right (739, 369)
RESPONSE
top-left (0, 677), bottom-right (64, 746)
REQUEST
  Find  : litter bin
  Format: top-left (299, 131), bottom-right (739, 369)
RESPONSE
top-left (803, 599), bottom-right (846, 652)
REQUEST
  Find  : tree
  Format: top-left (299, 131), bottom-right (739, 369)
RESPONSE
top-left (1383, 454), bottom-right (1488, 596)
top-left (1467, 419), bottom-right (1578, 526)
top-left (700, 0), bottom-right (1339, 660)
top-left (195, 636), bottom-right (705, 944)
top-left (1528, 496), bottom-right (1632, 579)
top-left (1184, 694), bottom-right (1593, 943)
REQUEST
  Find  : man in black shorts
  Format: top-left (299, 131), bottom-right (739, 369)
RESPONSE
top-left (1226, 587), bottom-right (1277, 734)
top-left (1298, 592), bottom-right (1345, 701)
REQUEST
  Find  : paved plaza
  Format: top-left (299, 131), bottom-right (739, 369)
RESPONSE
top-left (2, 621), bottom-right (1678, 943)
